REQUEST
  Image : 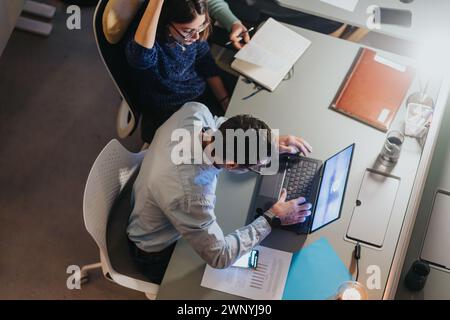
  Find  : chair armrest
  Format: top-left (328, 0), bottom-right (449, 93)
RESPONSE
top-left (116, 99), bottom-right (137, 138)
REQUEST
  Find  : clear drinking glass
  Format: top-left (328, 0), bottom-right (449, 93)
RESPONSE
top-left (334, 281), bottom-right (368, 300)
top-left (379, 130), bottom-right (404, 166)
top-left (405, 103), bottom-right (433, 138)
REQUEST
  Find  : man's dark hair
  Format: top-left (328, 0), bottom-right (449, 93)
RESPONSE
top-left (216, 115), bottom-right (272, 167)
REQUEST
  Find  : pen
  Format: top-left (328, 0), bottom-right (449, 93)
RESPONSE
top-left (225, 27), bottom-right (255, 46)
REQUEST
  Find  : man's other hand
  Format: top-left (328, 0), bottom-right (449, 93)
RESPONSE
top-left (278, 135), bottom-right (312, 156)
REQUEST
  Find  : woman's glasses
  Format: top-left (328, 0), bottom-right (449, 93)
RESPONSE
top-left (171, 21), bottom-right (209, 41)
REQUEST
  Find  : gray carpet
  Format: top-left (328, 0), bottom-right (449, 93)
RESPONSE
top-left (0, 0), bottom-right (144, 299)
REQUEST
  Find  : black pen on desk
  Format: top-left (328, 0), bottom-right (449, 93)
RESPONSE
top-left (225, 27), bottom-right (255, 46)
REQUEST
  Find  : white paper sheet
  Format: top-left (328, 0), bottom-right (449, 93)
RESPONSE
top-left (377, 108), bottom-right (391, 124)
top-left (200, 246), bottom-right (292, 300)
top-left (320, 0), bottom-right (359, 12)
top-left (374, 54), bottom-right (407, 72)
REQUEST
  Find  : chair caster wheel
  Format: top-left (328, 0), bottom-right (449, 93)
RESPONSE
top-left (145, 292), bottom-right (157, 300)
top-left (80, 269), bottom-right (90, 285)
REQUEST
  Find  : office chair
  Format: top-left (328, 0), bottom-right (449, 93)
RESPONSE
top-left (93, 0), bottom-right (142, 139)
top-left (81, 139), bottom-right (159, 299)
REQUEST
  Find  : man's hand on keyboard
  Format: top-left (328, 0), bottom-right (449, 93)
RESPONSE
top-left (278, 135), bottom-right (312, 156)
top-left (270, 189), bottom-right (312, 226)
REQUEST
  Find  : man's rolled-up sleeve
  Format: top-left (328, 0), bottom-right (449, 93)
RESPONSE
top-left (165, 193), bottom-right (271, 269)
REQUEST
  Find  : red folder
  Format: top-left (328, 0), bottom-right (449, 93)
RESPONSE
top-left (331, 48), bottom-right (415, 132)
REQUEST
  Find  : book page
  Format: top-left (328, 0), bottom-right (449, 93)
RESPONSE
top-left (251, 19), bottom-right (311, 63)
top-left (231, 18), bottom-right (311, 91)
top-left (234, 41), bottom-right (287, 71)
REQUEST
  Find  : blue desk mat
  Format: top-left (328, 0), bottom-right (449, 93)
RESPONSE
top-left (282, 237), bottom-right (352, 300)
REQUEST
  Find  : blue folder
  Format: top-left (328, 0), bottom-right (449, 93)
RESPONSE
top-left (282, 237), bottom-right (352, 300)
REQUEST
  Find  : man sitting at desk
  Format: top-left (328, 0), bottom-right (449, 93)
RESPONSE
top-left (127, 102), bottom-right (312, 284)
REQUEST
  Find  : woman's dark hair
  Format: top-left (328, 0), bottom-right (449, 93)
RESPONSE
top-left (158, 0), bottom-right (212, 41)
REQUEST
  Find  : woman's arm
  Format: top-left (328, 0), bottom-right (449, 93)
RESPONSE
top-left (207, 0), bottom-right (239, 31)
top-left (134, 0), bottom-right (165, 49)
top-left (207, 76), bottom-right (230, 111)
top-left (207, 0), bottom-right (250, 50)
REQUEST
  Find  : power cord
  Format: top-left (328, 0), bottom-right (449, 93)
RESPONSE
top-left (241, 79), bottom-right (265, 100)
top-left (354, 242), bottom-right (361, 282)
top-left (241, 66), bottom-right (295, 100)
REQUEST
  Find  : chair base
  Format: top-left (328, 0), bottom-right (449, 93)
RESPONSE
top-left (23, 0), bottom-right (56, 19)
top-left (145, 292), bottom-right (157, 300)
top-left (16, 16), bottom-right (53, 37)
top-left (80, 262), bottom-right (102, 284)
top-left (117, 100), bottom-right (136, 139)
top-left (80, 261), bottom-right (159, 299)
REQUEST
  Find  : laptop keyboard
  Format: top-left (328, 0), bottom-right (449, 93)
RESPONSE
top-left (283, 159), bottom-right (318, 201)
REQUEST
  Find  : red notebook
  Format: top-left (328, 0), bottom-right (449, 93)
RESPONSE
top-left (330, 48), bottom-right (415, 132)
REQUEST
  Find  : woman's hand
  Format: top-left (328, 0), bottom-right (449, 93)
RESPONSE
top-left (229, 21), bottom-right (250, 50)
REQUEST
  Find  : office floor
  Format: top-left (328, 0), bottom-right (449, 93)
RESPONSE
top-left (0, 1), bottom-right (446, 300)
top-left (0, 1), bottom-right (143, 299)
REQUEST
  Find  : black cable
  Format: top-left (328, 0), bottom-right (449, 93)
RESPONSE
top-left (241, 78), bottom-right (266, 100)
top-left (355, 257), bottom-right (360, 282)
top-left (242, 86), bottom-right (265, 100)
top-left (283, 66), bottom-right (295, 81)
top-left (354, 242), bottom-right (361, 282)
top-left (241, 66), bottom-right (295, 101)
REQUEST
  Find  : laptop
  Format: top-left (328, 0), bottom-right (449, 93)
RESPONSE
top-left (251, 144), bottom-right (355, 234)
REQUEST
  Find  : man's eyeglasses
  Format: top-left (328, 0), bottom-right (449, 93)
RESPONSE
top-left (171, 21), bottom-right (210, 41)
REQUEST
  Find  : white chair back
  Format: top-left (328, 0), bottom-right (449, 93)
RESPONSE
top-left (83, 140), bottom-right (159, 296)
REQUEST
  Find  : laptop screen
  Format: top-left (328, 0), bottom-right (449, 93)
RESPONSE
top-left (311, 144), bottom-right (355, 233)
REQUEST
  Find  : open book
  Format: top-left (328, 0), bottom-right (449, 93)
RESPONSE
top-left (231, 18), bottom-right (311, 92)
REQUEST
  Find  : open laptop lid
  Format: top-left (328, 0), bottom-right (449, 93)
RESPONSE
top-left (310, 144), bottom-right (355, 233)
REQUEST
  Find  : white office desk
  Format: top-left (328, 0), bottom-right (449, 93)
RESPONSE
top-left (157, 24), bottom-right (449, 300)
top-left (276, 0), bottom-right (450, 43)
top-left (0, 0), bottom-right (25, 57)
